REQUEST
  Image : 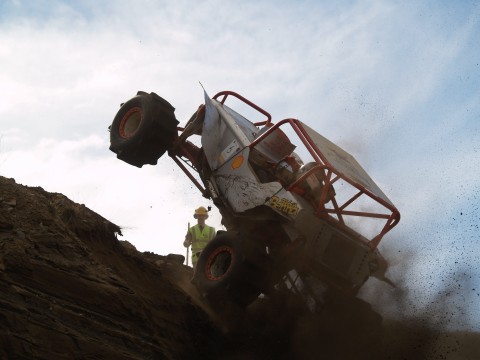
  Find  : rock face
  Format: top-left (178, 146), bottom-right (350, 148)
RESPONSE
top-left (0, 176), bottom-right (218, 359)
top-left (1, 176), bottom-right (479, 360)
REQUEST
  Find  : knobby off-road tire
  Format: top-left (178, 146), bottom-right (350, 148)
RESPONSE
top-left (109, 91), bottom-right (179, 167)
top-left (192, 231), bottom-right (268, 308)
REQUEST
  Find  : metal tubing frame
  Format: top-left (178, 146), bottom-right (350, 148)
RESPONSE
top-left (292, 119), bottom-right (400, 248)
top-left (169, 90), bottom-right (273, 199)
top-left (171, 155), bottom-right (206, 195)
top-left (169, 140), bottom-right (207, 197)
top-left (171, 90), bottom-right (400, 249)
top-left (248, 118), bottom-right (400, 249)
top-left (213, 91), bottom-right (272, 126)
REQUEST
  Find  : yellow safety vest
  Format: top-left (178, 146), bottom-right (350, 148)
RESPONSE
top-left (189, 224), bottom-right (215, 255)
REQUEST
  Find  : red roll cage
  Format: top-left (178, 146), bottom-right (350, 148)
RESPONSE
top-left (170, 91), bottom-right (400, 250)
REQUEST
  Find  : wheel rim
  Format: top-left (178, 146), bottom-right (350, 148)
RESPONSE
top-left (119, 107), bottom-right (142, 138)
top-left (205, 246), bottom-right (233, 281)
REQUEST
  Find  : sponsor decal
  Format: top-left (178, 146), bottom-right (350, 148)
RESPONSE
top-left (268, 195), bottom-right (299, 216)
top-left (231, 155), bottom-right (244, 169)
top-left (219, 139), bottom-right (240, 164)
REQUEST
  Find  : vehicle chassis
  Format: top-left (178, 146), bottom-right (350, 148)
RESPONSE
top-left (109, 89), bottom-right (401, 309)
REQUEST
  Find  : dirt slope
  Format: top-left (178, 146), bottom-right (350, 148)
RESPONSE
top-left (0, 176), bottom-right (478, 359)
top-left (0, 176), bottom-right (222, 359)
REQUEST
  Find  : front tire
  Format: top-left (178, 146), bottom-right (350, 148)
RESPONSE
top-left (109, 91), bottom-right (179, 167)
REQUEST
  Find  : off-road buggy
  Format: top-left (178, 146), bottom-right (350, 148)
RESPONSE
top-left (108, 89), bottom-right (400, 311)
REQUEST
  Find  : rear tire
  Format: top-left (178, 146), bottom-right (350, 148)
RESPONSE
top-left (109, 91), bottom-right (179, 167)
top-left (192, 231), bottom-right (268, 308)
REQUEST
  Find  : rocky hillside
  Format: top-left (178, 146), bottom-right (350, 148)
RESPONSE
top-left (0, 176), bottom-right (478, 359)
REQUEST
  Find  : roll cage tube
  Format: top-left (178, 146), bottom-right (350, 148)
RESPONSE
top-left (213, 91), bottom-right (272, 126)
top-left (169, 139), bottom-right (207, 197)
top-left (168, 90), bottom-right (400, 249)
top-left (168, 91), bottom-right (273, 197)
top-left (249, 118), bottom-right (400, 249)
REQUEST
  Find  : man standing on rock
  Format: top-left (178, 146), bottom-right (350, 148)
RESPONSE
top-left (183, 206), bottom-right (216, 268)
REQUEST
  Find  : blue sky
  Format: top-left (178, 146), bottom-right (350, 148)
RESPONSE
top-left (1, 0), bottom-right (479, 330)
